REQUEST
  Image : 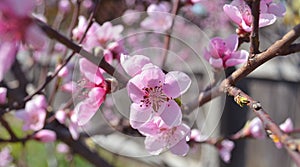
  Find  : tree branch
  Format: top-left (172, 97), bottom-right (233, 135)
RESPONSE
top-left (226, 86), bottom-right (300, 166)
top-left (184, 23), bottom-right (300, 114)
top-left (161, 0), bottom-right (181, 68)
top-left (250, 0), bottom-right (260, 55)
top-left (34, 18), bottom-right (129, 87)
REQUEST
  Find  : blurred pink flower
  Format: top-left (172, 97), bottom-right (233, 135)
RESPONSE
top-left (141, 2), bottom-right (172, 32)
top-left (120, 54), bottom-right (152, 77)
top-left (16, 95), bottom-right (47, 131)
top-left (279, 118), bottom-right (294, 133)
top-left (122, 9), bottom-right (141, 25)
top-left (0, 87), bottom-right (7, 104)
top-left (0, 0), bottom-right (46, 81)
top-left (104, 41), bottom-right (124, 63)
top-left (260, 0), bottom-right (286, 17)
top-left (204, 34), bottom-right (248, 69)
top-left (218, 140), bottom-right (235, 163)
top-left (68, 110), bottom-right (79, 140)
top-left (56, 65), bottom-right (69, 78)
top-left (138, 116), bottom-right (190, 156)
top-left (74, 58), bottom-right (107, 126)
top-left (55, 110), bottom-right (67, 124)
top-left (58, 0), bottom-right (71, 13)
top-left (249, 117), bottom-right (265, 139)
top-left (258, 118), bottom-right (293, 149)
top-left (0, 147), bottom-right (13, 167)
top-left (73, 17), bottom-right (123, 51)
top-left (34, 129), bottom-right (56, 143)
top-left (61, 81), bottom-right (77, 93)
top-left (223, 0), bottom-right (285, 33)
top-left (127, 64), bottom-right (191, 127)
top-left (56, 143), bottom-right (70, 154)
top-left (190, 129), bottom-right (202, 142)
top-left (72, 16), bottom-right (89, 41)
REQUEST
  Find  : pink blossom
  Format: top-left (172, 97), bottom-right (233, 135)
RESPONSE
top-left (0, 42), bottom-right (18, 81)
top-left (127, 64), bottom-right (191, 127)
top-left (86, 22), bottom-right (123, 48)
top-left (190, 129), bottom-right (202, 142)
top-left (74, 58), bottom-right (107, 126)
top-left (0, 147), bottom-right (13, 167)
top-left (72, 16), bottom-right (89, 41)
top-left (203, 34), bottom-right (248, 69)
top-left (69, 111), bottom-right (79, 140)
top-left (34, 130), bottom-right (56, 143)
top-left (141, 2), bottom-right (172, 32)
top-left (260, 0), bottom-right (286, 17)
top-left (249, 117), bottom-right (265, 139)
top-left (55, 110), bottom-right (67, 124)
top-left (122, 9), bottom-right (141, 25)
top-left (56, 65), bottom-right (69, 78)
top-left (0, 0), bottom-right (46, 81)
top-left (104, 41), bottom-right (124, 63)
top-left (56, 143), bottom-right (70, 154)
top-left (279, 118), bottom-right (294, 133)
top-left (138, 117), bottom-right (190, 156)
top-left (16, 95), bottom-right (47, 131)
top-left (120, 54), bottom-right (152, 77)
top-left (0, 87), bottom-right (7, 104)
top-left (61, 81), bottom-right (77, 93)
top-left (58, 0), bottom-right (71, 13)
top-left (73, 17), bottom-right (123, 51)
top-left (223, 0), bottom-right (283, 32)
top-left (218, 140), bottom-right (235, 163)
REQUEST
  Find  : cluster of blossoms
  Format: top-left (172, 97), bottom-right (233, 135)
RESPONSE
top-left (121, 54), bottom-right (192, 156)
top-left (71, 16), bottom-right (125, 128)
top-left (223, 0), bottom-right (286, 34)
top-left (0, 0), bottom-right (46, 81)
top-left (16, 95), bottom-right (56, 142)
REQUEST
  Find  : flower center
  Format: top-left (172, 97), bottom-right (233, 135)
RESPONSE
top-left (140, 85), bottom-right (170, 112)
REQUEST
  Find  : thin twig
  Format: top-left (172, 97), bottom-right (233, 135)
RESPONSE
top-left (161, 0), bottom-right (181, 68)
top-left (226, 86), bottom-right (300, 166)
top-left (0, 117), bottom-right (18, 140)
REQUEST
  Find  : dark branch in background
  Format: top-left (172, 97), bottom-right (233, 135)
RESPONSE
top-left (0, 116), bottom-right (17, 140)
top-left (34, 18), bottom-right (129, 87)
top-left (249, 0), bottom-right (260, 55)
top-left (47, 121), bottom-right (112, 167)
top-left (161, 0), bottom-right (181, 68)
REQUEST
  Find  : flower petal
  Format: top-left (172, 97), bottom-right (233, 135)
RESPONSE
top-left (129, 103), bottom-right (152, 129)
top-left (224, 34), bottom-right (238, 51)
top-left (145, 136), bottom-right (165, 155)
top-left (268, 2), bottom-right (286, 17)
top-left (121, 54), bottom-right (152, 77)
top-left (223, 4), bottom-right (242, 25)
top-left (225, 50), bottom-right (248, 67)
top-left (0, 42), bottom-right (18, 81)
top-left (259, 13), bottom-right (276, 28)
top-left (163, 71), bottom-right (191, 98)
top-left (160, 100), bottom-right (182, 127)
top-left (140, 67), bottom-right (165, 88)
top-left (209, 57), bottom-right (223, 69)
top-left (170, 138), bottom-right (189, 156)
top-left (127, 74), bottom-right (145, 103)
top-left (79, 58), bottom-right (104, 85)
